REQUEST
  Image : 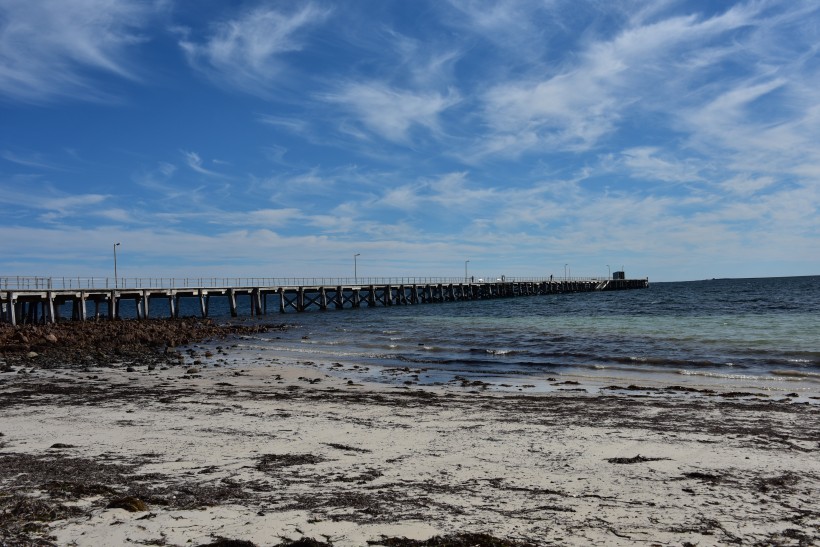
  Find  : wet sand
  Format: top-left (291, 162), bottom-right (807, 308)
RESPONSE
top-left (1, 322), bottom-right (819, 546)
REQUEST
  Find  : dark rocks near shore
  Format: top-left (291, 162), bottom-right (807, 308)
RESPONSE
top-left (0, 317), bottom-right (289, 368)
top-left (107, 495), bottom-right (149, 512)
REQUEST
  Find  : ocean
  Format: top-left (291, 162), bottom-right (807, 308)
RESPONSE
top-left (201, 276), bottom-right (820, 399)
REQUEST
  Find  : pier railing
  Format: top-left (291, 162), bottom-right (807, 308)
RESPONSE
top-left (1, 275), bottom-right (616, 291)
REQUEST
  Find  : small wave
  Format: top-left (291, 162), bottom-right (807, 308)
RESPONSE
top-left (467, 348), bottom-right (520, 356)
top-left (674, 369), bottom-right (820, 383)
top-left (677, 370), bottom-right (766, 381)
top-left (771, 369), bottom-right (820, 380)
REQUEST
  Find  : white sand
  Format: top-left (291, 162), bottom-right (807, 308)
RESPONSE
top-left (1, 358), bottom-right (818, 546)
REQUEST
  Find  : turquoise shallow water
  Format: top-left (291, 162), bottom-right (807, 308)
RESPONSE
top-left (180, 276), bottom-right (820, 395)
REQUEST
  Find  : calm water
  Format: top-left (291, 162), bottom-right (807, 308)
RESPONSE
top-left (202, 276), bottom-right (820, 395)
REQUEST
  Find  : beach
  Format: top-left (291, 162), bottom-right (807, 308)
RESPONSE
top-left (1, 321), bottom-right (818, 546)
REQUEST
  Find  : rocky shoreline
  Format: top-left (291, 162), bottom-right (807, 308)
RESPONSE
top-left (0, 317), bottom-right (288, 370)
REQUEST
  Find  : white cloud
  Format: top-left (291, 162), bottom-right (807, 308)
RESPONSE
top-left (474, 2), bottom-right (765, 157)
top-left (619, 147), bottom-right (703, 183)
top-left (43, 194), bottom-right (108, 212)
top-left (179, 4), bottom-right (331, 94)
top-left (244, 208), bottom-right (303, 226)
top-left (1, 149), bottom-right (64, 170)
top-left (323, 82), bottom-right (460, 143)
top-left (0, 0), bottom-right (157, 103)
top-left (182, 151), bottom-right (228, 178)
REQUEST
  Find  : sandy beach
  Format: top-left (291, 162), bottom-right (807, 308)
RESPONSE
top-left (1, 323), bottom-right (819, 546)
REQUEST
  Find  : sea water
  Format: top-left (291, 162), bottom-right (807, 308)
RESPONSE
top-left (197, 276), bottom-right (820, 397)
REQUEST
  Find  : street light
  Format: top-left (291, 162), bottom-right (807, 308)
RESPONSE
top-left (113, 243), bottom-right (121, 288)
top-left (607, 264), bottom-right (611, 278)
top-left (465, 259), bottom-right (470, 283)
top-left (564, 263), bottom-right (568, 281)
top-left (354, 253), bottom-right (360, 284)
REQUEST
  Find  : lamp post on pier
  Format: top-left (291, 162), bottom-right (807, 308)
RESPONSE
top-left (113, 243), bottom-right (121, 288)
top-left (354, 253), bottom-right (360, 284)
top-left (464, 259), bottom-right (470, 283)
top-left (564, 264), bottom-right (568, 281)
top-left (607, 264), bottom-right (611, 279)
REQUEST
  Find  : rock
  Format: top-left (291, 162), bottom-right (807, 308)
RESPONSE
top-left (107, 496), bottom-right (148, 512)
top-left (26, 351), bottom-right (38, 359)
top-left (126, 366), bottom-right (136, 372)
top-left (45, 333), bottom-right (58, 343)
top-left (196, 538), bottom-right (258, 547)
top-left (187, 367), bottom-right (200, 374)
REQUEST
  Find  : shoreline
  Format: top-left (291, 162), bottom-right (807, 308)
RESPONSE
top-left (212, 333), bottom-right (820, 405)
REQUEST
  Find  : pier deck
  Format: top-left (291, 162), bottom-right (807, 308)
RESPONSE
top-left (1, 276), bottom-right (649, 326)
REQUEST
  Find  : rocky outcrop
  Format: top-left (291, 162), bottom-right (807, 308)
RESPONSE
top-left (0, 317), bottom-right (287, 368)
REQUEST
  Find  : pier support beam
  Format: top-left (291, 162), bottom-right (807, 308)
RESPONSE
top-left (3, 292), bottom-right (13, 325)
top-left (228, 289), bottom-right (237, 318)
top-left (198, 289), bottom-right (208, 318)
top-left (252, 288), bottom-right (263, 316)
top-left (46, 292), bottom-right (56, 324)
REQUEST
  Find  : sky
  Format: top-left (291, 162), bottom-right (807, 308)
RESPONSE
top-left (1, 0), bottom-right (819, 283)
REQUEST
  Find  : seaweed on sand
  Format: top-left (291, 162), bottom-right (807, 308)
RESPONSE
top-left (605, 454), bottom-right (671, 464)
top-left (257, 453), bottom-right (326, 471)
top-left (196, 538), bottom-right (260, 547)
top-left (0, 451), bottom-right (258, 545)
top-left (368, 533), bottom-right (538, 546)
top-left (0, 494), bottom-right (85, 546)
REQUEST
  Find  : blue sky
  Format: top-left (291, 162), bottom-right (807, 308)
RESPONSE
top-left (1, 0), bottom-right (818, 282)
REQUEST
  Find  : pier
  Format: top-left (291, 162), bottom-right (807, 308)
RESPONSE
top-left (1, 276), bottom-right (649, 326)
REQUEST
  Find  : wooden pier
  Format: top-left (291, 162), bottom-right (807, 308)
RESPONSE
top-left (1, 276), bottom-right (649, 326)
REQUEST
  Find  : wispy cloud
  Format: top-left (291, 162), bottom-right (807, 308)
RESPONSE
top-left (464, 1), bottom-right (771, 158)
top-left (182, 151), bottom-right (229, 179)
top-left (0, 0), bottom-right (158, 103)
top-left (323, 82), bottom-right (460, 143)
top-left (617, 147), bottom-right (704, 184)
top-left (1, 149), bottom-right (65, 170)
top-left (179, 3), bottom-right (331, 95)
